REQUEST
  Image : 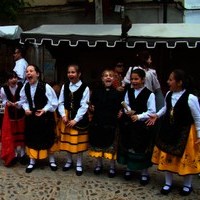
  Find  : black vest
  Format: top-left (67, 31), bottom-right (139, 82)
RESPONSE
top-left (156, 91), bottom-right (193, 157)
top-left (63, 82), bottom-right (89, 130)
top-left (25, 81), bottom-right (47, 111)
top-left (128, 86), bottom-right (152, 114)
top-left (3, 82), bottom-right (24, 119)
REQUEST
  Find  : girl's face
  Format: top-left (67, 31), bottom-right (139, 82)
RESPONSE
top-left (67, 66), bottom-right (81, 84)
top-left (130, 72), bottom-right (145, 89)
top-left (26, 65), bottom-right (40, 85)
top-left (115, 63), bottom-right (124, 74)
top-left (146, 56), bottom-right (152, 65)
top-left (167, 72), bottom-right (182, 92)
top-left (8, 77), bottom-right (18, 87)
top-left (102, 70), bottom-right (114, 87)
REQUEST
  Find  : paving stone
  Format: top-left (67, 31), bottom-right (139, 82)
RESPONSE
top-left (0, 151), bottom-right (200, 200)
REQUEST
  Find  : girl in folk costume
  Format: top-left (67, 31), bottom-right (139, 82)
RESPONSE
top-left (147, 69), bottom-right (200, 196)
top-left (118, 68), bottom-right (156, 185)
top-left (1, 71), bottom-right (28, 166)
top-left (58, 64), bottom-right (90, 176)
top-left (88, 69), bottom-right (121, 178)
top-left (122, 50), bottom-right (164, 111)
top-left (20, 64), bottom-right (58, 173)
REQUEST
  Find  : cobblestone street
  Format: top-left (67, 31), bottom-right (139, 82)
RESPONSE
top-left (0, 151), bottom-right (200, 200)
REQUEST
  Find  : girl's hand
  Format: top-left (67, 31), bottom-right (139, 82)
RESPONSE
top-left (25, 110), bottom-right (32, 116)
top-left (195, 138), bottom-right (200, 145)
top-left (62, 116), bottom-right (68, 124)
top-left (117, 110), bottom-right (123, 118)
top-left (6, 101), bottom-right (14, 107)
top-left (130, 114), bottom-right (138, 122)
top-left (116, 86), bottom-right (124, 92)
top-left (66, 119), bottom-right (77, 128)
top-left (145, 114), bottom-right (158, 126)
top-left (35, 109), bottom-right (45, 116)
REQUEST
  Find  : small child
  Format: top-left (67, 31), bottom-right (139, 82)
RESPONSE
top-left (20, 64), bottom-right (58, 173)
top-left (1, 71), bottom-right (28, 166)
top-left (58, 64), bottom-right (90, 176)
top-left (88, 69), bottom-right (121, 178)
top-left (147, 69), bottom-right (200, 196)
top-left (118, 68), bottom-right (156, 185)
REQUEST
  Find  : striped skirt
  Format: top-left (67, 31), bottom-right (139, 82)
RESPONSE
top-left (59, 120), bottom-right (88, 153)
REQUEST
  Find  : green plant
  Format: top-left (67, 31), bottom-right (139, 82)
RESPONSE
top-left (0, 0), bottom-right (30, 21)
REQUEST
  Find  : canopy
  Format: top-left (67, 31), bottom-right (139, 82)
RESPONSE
top-left (0, 25), bottom-right (23, 40)
top-left (20, 24), bottom-right (200, 48)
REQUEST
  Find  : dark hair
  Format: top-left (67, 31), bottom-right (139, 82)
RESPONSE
top-left (14, 45), bottom-right (25, 57)
top-left (172, 69), bottom-right (194, 92)
top-left (135, 50), bottom-right (151, 68)
top-left (29, 64), bottom-right (40, 73)
top-left (67, 63), bottom-right (81, 74)
top-left (6, 71), bottom-right (18, 81)
top-left (131, 68), bottom-right (146, 79)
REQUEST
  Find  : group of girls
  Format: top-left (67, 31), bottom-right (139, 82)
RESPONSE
top-left (1, 50), bottom-right (200, 197)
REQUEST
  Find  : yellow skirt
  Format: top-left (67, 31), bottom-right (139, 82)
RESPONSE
top-left (88, 150), bottom-right (117, 160)
top-left (59, 120), bottom-right (88, 153)
top-left (26, 147), bottom-right (50, 159)
top-left (152, 124), bottom-right (200, 175)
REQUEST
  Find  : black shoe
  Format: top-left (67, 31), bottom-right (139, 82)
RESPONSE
top-left (76, 166), bottom-right (83, 176)
top-left (94, 166), bottom-right (103, 175)
top-left (108, 168), bottom-right (116, 178)
top-left (140, 175), bottom-right (150, 186)
top-left (62, 162), bottom-right (73, 171)
top-left (7, 157), bottom-right (18, 167)
top-left (49, 162), bottom-right (58, 171)
top-left (25, 164), bottom-right (36, 173)
top-left (179, 186), bottom-right (193, 196)
top-left (124, 170), bottom-right (132, 181)
top-left (160, 184), bottom-right (172, 195)
top-left (19, 154), bottom-right (29, 165)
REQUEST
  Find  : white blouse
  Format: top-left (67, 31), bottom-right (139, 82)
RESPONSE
top-left (58, 80), bottom-right (90, 123)
top-left (124, 86), bottom-right (156, 121)
top-left (20, 81), bottom-right (58, 112)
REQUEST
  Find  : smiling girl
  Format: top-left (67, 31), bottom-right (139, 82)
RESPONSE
top-left (147, 69), bottom-right (200, 196)
top-left (20, 64), bottom-right (58, 173)
top-left (1, 71), bottom-right (27, 166)
top-left (88, 69), bottom-right (121, 178)
top-left (118, 68), bottom-right (156, 185)
top-left (58, 64), bottom-right (90, 176)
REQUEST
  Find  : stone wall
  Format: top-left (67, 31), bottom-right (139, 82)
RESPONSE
top-left (24, 0), bottom-right (67, 7)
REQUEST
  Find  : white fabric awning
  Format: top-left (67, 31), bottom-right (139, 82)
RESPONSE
top-left (0, 25), bottom-right (23, 40)
top-left (20, 24), bottom-right (200, 48)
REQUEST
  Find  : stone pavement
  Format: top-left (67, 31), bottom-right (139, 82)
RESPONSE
top-left (0, 151), bottom-right (200, 200)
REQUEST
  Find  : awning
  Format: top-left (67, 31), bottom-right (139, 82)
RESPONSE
top-left (0, 25), bottom-right (23, 40)
top-left (20, 24), bottom-right (200, 48)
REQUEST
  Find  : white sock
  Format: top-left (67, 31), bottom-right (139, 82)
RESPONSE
top-left (49, 154), bottom-right (56, 164)
top-left (183, 175), bottom-right (192, 190)
top-left (96, 157), bottom-right (102, 167)
top-left (110, 160), bottom-right (115, 169)
top-left (27, 158), bottom-right (35, 168)
top-left (20, 148), bottom-right (25, 157)
top-left (66, 152), bottom-right (72, 163)
top-left (141, 168), bottom-right (149, 176)
top-left (76, 153), bottom-right (83, 171)
top-left (163, 172), bottom-right (173, 189)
